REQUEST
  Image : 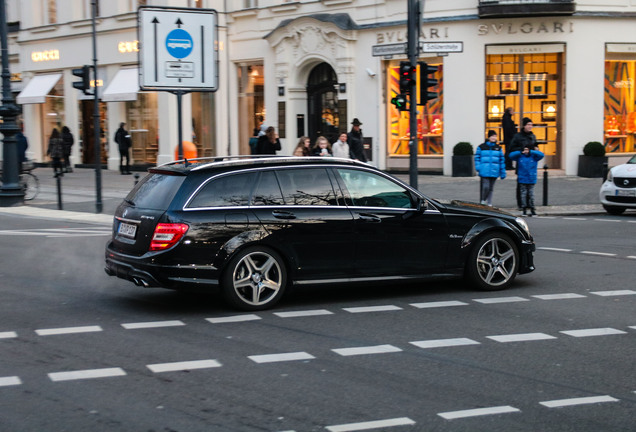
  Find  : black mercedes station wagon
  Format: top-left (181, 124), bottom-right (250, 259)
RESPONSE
top-left (105, 156), bottom-right (535, 310)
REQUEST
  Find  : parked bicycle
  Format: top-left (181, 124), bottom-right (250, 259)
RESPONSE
top-left (0, 160), bottom-right (40, 200)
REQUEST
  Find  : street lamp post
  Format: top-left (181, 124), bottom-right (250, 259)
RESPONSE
top-left (0, 0), bottom-right (25, 206)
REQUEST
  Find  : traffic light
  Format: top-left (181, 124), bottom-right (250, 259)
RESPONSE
top-left (419, 62), bottom-right (438, 104)
top-left (72, 65), bottom-right (92, 95)
top-left (399, 61), bottom-right (416, 95)
top-left (391, 94), bottom-right (407, 111)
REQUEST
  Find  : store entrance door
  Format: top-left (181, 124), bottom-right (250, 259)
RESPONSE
top-left (78, 100), bottom-right (108, 165)
top-left (307, 63), bottom-right (343, 144)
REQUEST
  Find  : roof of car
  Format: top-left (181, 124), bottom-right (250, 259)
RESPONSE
top-left (151, 155), bottom-right (373, 175)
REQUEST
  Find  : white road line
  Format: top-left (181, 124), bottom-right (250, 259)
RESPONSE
top-left (473, 296), bottom-right (529, 304)
top-left (591, 290), bottom-right (636, 296)
top-left (248, 352), bottom-right (315, 364)
top-left (538, 247), bottom-right (573, 252)
top-left (48, 367), bottom-right (127, 382)
top-left (206, 314), bottom-right (261, 324)
top-left (35, 325), bottom-right (103, 336)
top-left (410, 338), bottom-right (480, 349)
top-left (331, 345), bottom-right (402, 357)
top-left (0, 376), bottom-right (22, 387)
top-left (438, 405), bottom-right (520, 420)
top-left (563, 217), bottom-right (587, 221)
top-left (0, 331), bottom-right (17, 339)
top-left (628, 256), bottom-right (636, 260)
top-left (539, 395), bottom-right (619, 408)
top-left (121, 320), bottom-right (185, 329)
top-left (487, 333), bottom-right (557, 343)
top-left (326, 417), bottom-right (415, 431)
top-left (274, 309), bottom-right (333, 318)
top-left (629, 326), bottom-right (636, 331)
top-left (147, 359), bottom-right (222, 373)
top-left (532, 293), bottom-right (586, 300)
top-left (594, 219), bottom-right (621, 223)
top-left (560, 328), bottom-right (627, 337)
top-left (343, 305), bottom-right (402, 313)
top-left (581, 251), bottom-right (617, 257)
top-left (410, 300), bottom-right (469, 308)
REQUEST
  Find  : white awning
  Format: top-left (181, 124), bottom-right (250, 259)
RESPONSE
top-left (16, 73), bottom-right (62, 104)
top-left (102, 68), bottom-right (139, 102)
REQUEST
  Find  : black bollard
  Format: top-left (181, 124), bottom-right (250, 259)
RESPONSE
top-left (134, 173), bottom-right (140, 186)
top-left (55, 172), bottom-right (63, 210)
top-left (602, 161), bottom-right (609, 182)
top-left (542, 164), bottom-right (549, 206)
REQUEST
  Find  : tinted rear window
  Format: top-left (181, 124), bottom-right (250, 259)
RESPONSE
top-left (188, 172), bottom-right (256, 208)
top-left (125, 173), bottom-right (186, 210)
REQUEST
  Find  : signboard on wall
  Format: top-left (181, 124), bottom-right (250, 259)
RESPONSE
top-left (138, 6), bottom-right (218, 91)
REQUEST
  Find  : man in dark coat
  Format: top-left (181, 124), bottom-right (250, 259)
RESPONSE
top-left (509, 117), bottom-right (537, 209)
top-left (114, 122), bottom-right (132, 175)
top-left (347, 118), bottom-right (367, 162)
top-left (501, 107), bottom-right (516, 170)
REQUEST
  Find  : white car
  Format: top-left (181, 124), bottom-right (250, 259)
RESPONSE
top-left (599, 155), bottom-right (636, 215)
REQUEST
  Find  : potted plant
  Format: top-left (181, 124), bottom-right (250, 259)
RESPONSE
top-left (577, 141), bottom-right (608, 178)
top-left (452, 142), bottom-right (474, 177)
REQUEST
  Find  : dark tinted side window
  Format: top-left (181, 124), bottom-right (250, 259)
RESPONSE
top-left (252, 171), bottom-right (285, 206)
top-left (125, 173), bottom-right (186, 210)
top-left (188, 172), bottom-right (255, 208)
top-left (276, 168), bottom-right (337, 206)
top-left (336, 168), bottom-right (414, 208)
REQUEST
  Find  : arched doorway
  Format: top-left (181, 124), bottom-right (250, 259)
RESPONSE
top-left (307, 62), bottom-right (342, 145)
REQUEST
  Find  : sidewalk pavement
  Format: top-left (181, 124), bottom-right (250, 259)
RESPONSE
top-left (0, 166), bottom-right (607, 224)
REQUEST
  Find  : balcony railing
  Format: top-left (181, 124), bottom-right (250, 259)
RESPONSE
top-left (478, 0), bottom-right (575, 18)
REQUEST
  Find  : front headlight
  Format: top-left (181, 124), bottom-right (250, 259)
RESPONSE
top-left (607, 169), bottom-right (613, 182)
top-left (515, 217), bottom-right (531, 237)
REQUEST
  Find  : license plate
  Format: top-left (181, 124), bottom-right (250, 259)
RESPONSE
top-left (616, 190), bottom-right (636, 197)
top-left (118, 222), bottom-right (137, 238)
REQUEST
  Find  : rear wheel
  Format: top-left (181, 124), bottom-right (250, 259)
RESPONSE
top-left (603, 205), bottom-right (625, 215)
top-left (467, 232), bottom-right (519, 291)
top-left (221, 246), bottom-right (287, 311)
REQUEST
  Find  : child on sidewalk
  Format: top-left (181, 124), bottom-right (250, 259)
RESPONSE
top-left (509, 143), bottom-right (545, 216)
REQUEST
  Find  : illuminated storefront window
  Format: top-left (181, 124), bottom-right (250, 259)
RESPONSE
top-left (387, 60), bottom-right (443, 156)
top-left (486, 52), bottom-right (561, 167)
top-left (604, 60), bottom-right (635, 153)
top-left (192, 92), bottom-right (217, 157)
top-left (42, 77), bottom-right (64, 156)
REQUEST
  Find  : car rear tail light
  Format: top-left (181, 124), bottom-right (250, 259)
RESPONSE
top-left (149, 223), bottom-right (189, 251)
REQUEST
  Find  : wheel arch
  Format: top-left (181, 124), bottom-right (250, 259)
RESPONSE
top-left (461, 218), bottom-right (525, 256)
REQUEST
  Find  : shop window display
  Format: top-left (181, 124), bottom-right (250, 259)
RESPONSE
top-left (387, 61), bottom-right (443, 156)
top-left (604, 60), bottom-right (635, 153)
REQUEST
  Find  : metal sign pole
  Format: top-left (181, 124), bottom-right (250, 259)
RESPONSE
top-left (92, 0), bottom-right (102, 213)
top-left (407, 0), bottom-right (420, 189)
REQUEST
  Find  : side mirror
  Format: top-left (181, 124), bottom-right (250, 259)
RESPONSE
top-left (417, 197), bottom-right (428, 212)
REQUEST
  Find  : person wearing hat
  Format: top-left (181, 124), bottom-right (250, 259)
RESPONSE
top-left (475, 130), bottom-right (506, 206)
top-left (509, 117), bottom-right (537, 209)
top-left (347, 118), bottom-right (367, 162)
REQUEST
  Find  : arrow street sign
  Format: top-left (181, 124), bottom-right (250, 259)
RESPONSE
top-left (138, 6), bottom-right (218, 91)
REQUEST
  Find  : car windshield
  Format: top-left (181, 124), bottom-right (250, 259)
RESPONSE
top-left (628, 155), bottom-right (636, 164)
top-left (124, 173), bottom-right (186, 210)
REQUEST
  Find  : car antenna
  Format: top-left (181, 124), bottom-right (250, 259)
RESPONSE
top-left (184, 158), bottom-right (191, 167)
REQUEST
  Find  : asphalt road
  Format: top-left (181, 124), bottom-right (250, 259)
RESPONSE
top-left (0, 213), bottom-right (635, 431)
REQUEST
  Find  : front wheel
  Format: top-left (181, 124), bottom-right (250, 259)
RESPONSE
top-left (466, 232), bottom-right (519, 291)
top-left (19, 173), bottom-right (40, 200)
top-left (221, 246), bottom-right (287, 311)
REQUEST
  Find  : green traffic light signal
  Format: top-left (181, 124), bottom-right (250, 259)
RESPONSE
top-left (391, 94), bottom-right (407, 111)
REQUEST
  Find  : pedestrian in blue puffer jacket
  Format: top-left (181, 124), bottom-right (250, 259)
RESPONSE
top-left (509, 144), bottom-right (544, 216)
top-left (475, 130), bottom-right (506, 206)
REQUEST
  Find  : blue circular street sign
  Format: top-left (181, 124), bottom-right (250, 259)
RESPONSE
top-left (165, 28), bottom-right (193, 59)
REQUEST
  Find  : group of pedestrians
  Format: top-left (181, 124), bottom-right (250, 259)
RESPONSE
top-left (46, 126), bottom-right (74, 177)
top-left (258, 118), bottom-right (368, 162)
top-left (475, 110), bottom-right (544, 216)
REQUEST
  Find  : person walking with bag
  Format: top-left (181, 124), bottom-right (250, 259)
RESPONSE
top-left (61, 126), bottom-right (74, 173)
top-left (115, 122), bottom-right (132, 175)
top-left (47, 128), bottom-right (65, 177)
top-left (510, 143), bottom-right (544, 216)
top-left (475, 130), bottom-right (506, 206)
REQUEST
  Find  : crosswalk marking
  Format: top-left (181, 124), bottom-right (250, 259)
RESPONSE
top-left (48, 368), bottom-right (126, 382)
top-left (332, 345), bottom-right (402, 356)
top-left (438, 405), bottom-right (520, 420)
top-left (560, 328), bottom-right (627, 337)
top-left (410, 338), bottom-right (480, 349)
top-left (35, 325), bottom-right (103, 336)
top-left (343, 305), bottom-right (403, 313)
top-left (326, 417), bottom-right (416, 431)
top-left (410, 300), bottom-right (468, 308)
top-left (147, 359), bottom-right (221, 373)
top-left (486, 333), bottom-right (557, 343)
top-left (122, 320), bottom-right (185, 329)
top-left (248, 352), bottom-right (315, 364)
top-left (206, 314), bottom-right (261, 323)
top-left (539, 395), bottom-right (619, 408)
top-left (0, 376), bottom-right (22, 387)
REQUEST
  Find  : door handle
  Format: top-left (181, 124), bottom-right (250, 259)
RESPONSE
top-left (359, 213), bottom-right (382, 223)
top-left (272, 211), bottom-right (297, 220)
